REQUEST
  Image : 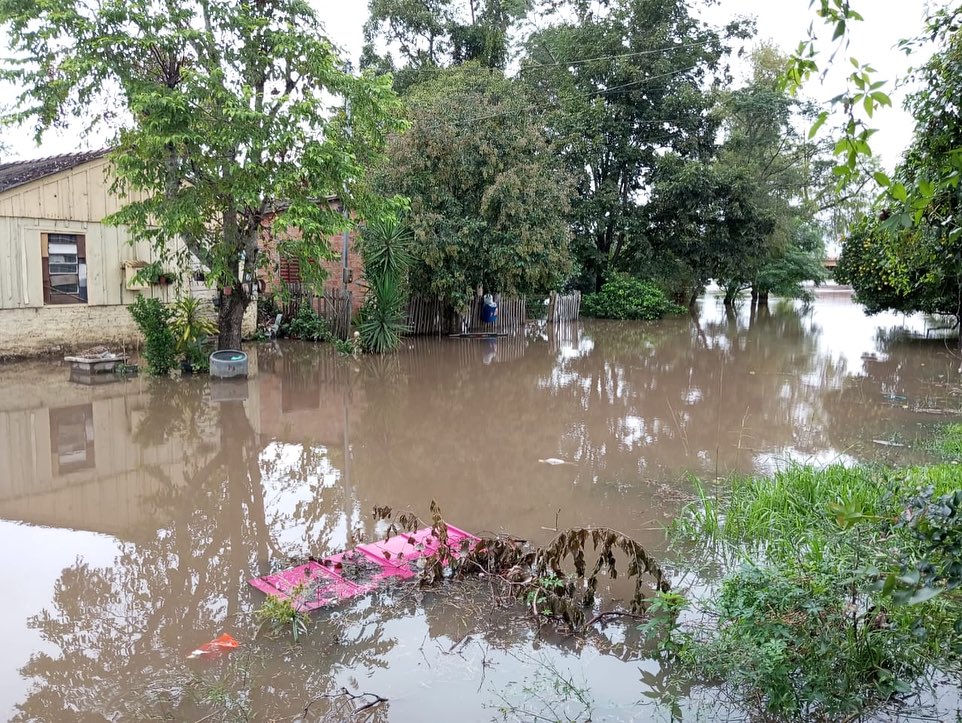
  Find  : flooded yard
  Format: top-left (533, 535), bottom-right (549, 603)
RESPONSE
top-left (1, 289), bottom-right (961, 721)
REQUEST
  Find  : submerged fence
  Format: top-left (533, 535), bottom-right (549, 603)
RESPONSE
top-left (546, 291), bottom-right (581, 323)
top-left (404, 293), bottom-right (527, 336)
top-left (274, 286), bottom-right (559, 340)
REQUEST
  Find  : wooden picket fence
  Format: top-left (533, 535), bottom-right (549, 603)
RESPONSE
top-left (279, 282), bottom-right (353, 340)
top-left (546, 291), bottom-right (581, 323)
top-left (405, 295), bottom-right (452, 336)
top-left (404, 293), bottom-right (527, 336)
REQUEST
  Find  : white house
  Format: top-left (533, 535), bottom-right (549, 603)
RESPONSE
top-left (0, 151), bottom-right (252, 358)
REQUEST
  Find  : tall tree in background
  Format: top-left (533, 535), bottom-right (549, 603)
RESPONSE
top-left (713, 46), bottom-right (828, 304)
top-left (1, 0), bottom-right (404, 349)
top-left (521, 0), bottom-right (748, 292)
top-left (363, 0), bottom-right (531, 88)
top-left (375, 66), bottom-right (573, 308)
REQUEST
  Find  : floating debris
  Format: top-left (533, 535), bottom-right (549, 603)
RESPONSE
top-left (248, 524), bottom-right (479, 612)
top-left (539, 458), bottom-right (568, 466)
top-left (188, 633), bottom-right (240, 659)
top-left (873, 439), bottom-right (907, 448)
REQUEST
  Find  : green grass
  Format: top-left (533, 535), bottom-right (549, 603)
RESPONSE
top-left (664, 463), bottom-right (962, 721)
top-left (926, 423), bottom-right (962, 461)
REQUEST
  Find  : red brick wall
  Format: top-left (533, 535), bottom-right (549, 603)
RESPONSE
top-left (260, 205), bottom-right (365, 311)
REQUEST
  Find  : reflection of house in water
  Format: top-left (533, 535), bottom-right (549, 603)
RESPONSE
top-left (256, 348), bottom-right (365, 447)
top-left (49, 404), bottom-right (96, 474)
top-left (0, 371), bottom-right (260, 540)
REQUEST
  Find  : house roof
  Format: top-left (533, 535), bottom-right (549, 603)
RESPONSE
top-left (0, 150), bottom-right (109, 194)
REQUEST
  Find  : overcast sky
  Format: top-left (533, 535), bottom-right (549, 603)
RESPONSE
top-left (3, 0), bottom-right (937, 169)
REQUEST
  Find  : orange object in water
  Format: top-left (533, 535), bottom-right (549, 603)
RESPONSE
top-left (188, 633), bottom-right (240, 659)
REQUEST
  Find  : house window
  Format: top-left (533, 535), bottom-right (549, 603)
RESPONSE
top-left (42, 232), bottom-right (88, 304)
top-left (278, 256), bottom-right (302, 284)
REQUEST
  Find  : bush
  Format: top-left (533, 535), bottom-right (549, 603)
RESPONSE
top-left (129, 296), bottom-right (177, 376)
top-left (581, 274), bottom-right (683, 320)
top-left (170, 296), bottom-right (217, 373)
top-left (282, 304), bottom-right (331, 342)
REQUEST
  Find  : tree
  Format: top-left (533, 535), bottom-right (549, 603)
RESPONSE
top-left (835, 10), bottom-right (962, 339)
top-left (712, 47), bottom-right (829, 304)
top-left (1, 0), bottom-right (405, 349)
top-left (639, 156), bottom-right (770, 306)
top-left (374, 66), bottom-right (573, 308)
top-left (362, 0), bottom-right (531, 88)
top-left (521, 0), bottom-right (748, 292)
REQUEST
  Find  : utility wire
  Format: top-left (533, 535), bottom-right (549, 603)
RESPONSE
top-left (411, 63), bottom-right (709, 129)
top-left (395, 38), bottom-right (718, 77)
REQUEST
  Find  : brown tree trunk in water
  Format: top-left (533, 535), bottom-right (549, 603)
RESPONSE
top-left (217, 292), bottom-right (247, 350)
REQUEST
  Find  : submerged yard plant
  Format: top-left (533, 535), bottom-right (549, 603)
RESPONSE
top-left (129, 296), bottom-right (177, 376)
top-left (358, 216), bottom-right (413, 353)
top-left (664, 464), bottom-right (962, 721)
top-left (254, 585), bottom-right (311, 643)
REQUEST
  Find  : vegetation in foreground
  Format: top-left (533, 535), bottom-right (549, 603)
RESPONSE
top-left (663, 458), bottom-right (962, 721)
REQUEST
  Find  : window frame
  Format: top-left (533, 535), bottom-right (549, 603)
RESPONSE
top-left (41, 232), bottom-right (88, 305)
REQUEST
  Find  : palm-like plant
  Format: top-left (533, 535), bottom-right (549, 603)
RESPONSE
top-left (170, 296), bottom-right (218, 370)
top-left (360, 217), bottom-right (415, 279)
top-left (358, 274), bottom-right (409, 353)
top-left (358, 216), bottom-right (413, 353)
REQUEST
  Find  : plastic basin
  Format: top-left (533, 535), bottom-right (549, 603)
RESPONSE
top-left (209, 350), bottom-right (248, 378)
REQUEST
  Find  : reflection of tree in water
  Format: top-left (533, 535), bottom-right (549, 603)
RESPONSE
top-left (13, 379), bottom-right (398, 721)
top-left (543, 300), bottom-right (849, 479)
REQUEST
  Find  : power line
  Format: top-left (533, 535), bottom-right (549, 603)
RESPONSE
top-left (395, 38), bottom-right (718, 78)
top-left (411, 63), bottom-right (709, 129)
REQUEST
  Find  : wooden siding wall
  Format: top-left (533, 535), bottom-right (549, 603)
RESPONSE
top-left (0, 157), bottom-right (179, 310)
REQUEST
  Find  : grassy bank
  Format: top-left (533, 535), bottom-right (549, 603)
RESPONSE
top-left (662, 456), bottom-right (962, 721)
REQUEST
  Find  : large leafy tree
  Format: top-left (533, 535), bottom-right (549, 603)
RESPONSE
top-left (639, 156), bottom-right (769, 305)
top-left (521, 0), bottom-right (747, 291)
top-left (713, 47), bottom-right (829, 304)
top-left (835, 9), bottom-right (962, 339)
top-left (1, 0), bottom-right (404, 349)
top-left (363, 0), bottom-right (531, 88)
top-left (375, 66), bottom-right (573, 308)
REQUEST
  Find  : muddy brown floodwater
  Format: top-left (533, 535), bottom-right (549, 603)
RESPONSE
top-left (1, 289), bottom-right (961, 721)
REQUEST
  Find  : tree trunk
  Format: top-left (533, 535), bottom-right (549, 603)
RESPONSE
top-left (217, 291), bottom-right (248, 350)
top-left (758, 290), bottom-right (770, 304)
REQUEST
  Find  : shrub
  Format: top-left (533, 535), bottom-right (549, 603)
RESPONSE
top-left (129, 295), bottom-right (177, 376)
top-left (282, 304), bottom-right (331, 342)
top-left (581, 274), bottom-right (683, 320)
top-left (170, 296), bottom-right (217, 373)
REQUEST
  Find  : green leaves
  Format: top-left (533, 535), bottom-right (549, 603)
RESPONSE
top-left (376, 65), bottom-right (572, 307)
top-left (2, 0), bottom-right (406, 348)
top-left (581, 274), bottom-right (682, 320)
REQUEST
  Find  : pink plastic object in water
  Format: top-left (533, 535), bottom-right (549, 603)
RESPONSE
top-left (248, 525), bottom-right (479, 612)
